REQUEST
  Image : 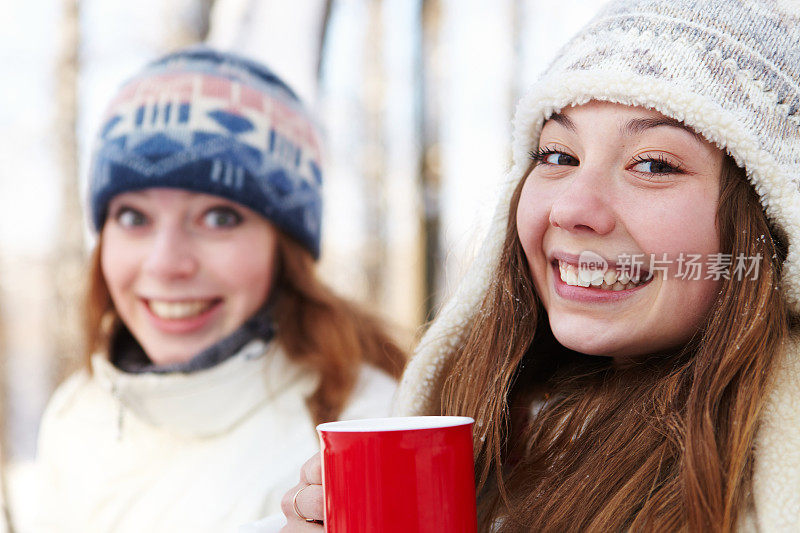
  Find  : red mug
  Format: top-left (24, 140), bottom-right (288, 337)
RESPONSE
top-left (316, 416), bottom-right (477, 533)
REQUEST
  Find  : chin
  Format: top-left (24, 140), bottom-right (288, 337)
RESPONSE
top-left (561, 341), bottom-right (618, 358)
top-left (552, 329), bottom-right (689, 364)
top-left (549, 321), bottom-right (637, 359)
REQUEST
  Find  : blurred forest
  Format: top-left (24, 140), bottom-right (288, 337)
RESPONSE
top-left (0, 0), bottom-right (599, 525)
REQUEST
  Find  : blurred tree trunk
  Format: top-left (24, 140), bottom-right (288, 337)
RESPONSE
top-left (362, 0), bottom-right (388, 306)
top-left (0, 279), bottom-right (11, 533)
top-left (316, 0), bottom-right (332, 79)
top-left (0, 274), bottom-right (9, 533)
top-left (51, 0), bottom-right (84, 383)
top-left (418, 0), bottom-right (442, 321)
top-left (0, 403), bottom-right (11, 533)
top-left (163, 0), bottom-right (217, 48)
top-left (0, 445), bottom-right (11, 533)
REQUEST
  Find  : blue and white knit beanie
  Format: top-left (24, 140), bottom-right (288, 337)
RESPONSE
top-left (89, 45), bottom-right (324, 258)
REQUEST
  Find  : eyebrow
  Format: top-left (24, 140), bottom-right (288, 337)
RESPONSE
top-left (548, 113), bottom-right (576, 132)
top-left (545, 112), bottom-right (703, 141)
top-left (622, 116), bottom-right (704, 141)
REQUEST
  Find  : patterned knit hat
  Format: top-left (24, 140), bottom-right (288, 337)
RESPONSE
top-left (396, 0), bottom-right (800, 410)
top-left (88, 45), bottom-right (324, 258)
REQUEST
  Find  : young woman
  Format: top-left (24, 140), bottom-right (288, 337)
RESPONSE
top-left (283, 0), bottom-right (800, 531)
top-left (33, 46), bottom-right (405, 532)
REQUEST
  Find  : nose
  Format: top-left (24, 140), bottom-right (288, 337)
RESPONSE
top-left (548, 167), bottom-right (616, 235)
top-left (141, 224), bottom-right (198, 280)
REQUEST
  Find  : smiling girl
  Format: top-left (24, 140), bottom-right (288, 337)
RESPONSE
top-left (520, 102), bottom-right (726, 361)
top-left (33, 47), bottom-right (405, 532)
top-left (282, 0), bottom-right (800, 531)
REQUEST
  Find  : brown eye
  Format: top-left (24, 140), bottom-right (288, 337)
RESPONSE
top-left (631, 158), bottom-right (680, 175)
top-left (531, 148), bottom-right (579, 167)
top-left (543, 152), bottom-right (578, 166)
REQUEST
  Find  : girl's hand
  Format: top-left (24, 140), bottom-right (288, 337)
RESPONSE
top-left (280, 453), bottom-right (324, 531)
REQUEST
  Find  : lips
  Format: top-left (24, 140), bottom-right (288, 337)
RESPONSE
top-left (545, 250), bottom-right (655, 304)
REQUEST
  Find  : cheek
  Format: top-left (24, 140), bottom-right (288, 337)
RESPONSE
top-left (213, 236), bottom-right (278, 302)
top-left (516, 179), bottom-right (557, 300)
top-left (515, 180), bottom-right (549, 261)
top-left (627, 194), bottom-right (720, 258)
top-left (630, 196), bottom-right (721, 340)
top-left (661, 276), bottom-right (720, 347)
top-left (100, 232), bottom-right (136, 297)
top-left (693, 278), bottom-right (721, 313)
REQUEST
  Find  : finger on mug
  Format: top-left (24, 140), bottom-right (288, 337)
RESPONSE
top-left (296, 485), bottom-right (324, 522)
top-left (280, 482), bottom-right (303, 520)
top-left (300, 453), bottom-right (322, 485)
top-left (280, 482), bottom-right (324, 524)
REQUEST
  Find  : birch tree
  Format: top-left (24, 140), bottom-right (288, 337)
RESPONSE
top-left (163, 0), bottom-right (216, 47)
top-left (362, 0), bottom-right (389, 305)
top-left (51, 0), bottom-right (83, 384)
top-left (418, 0), bottom-right (442, 321)
top-left (317, 0), bottom-right (333, 79)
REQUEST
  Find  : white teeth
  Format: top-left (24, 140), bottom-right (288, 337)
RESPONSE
top-left (578, 267), bottom-right (604, 284)
top-left (148, 300), bottom-right (215, 319)
top-left (581, 269), bottom-right (603, 287)
top-left (566, 269), bottom-right (579, 286)
top-left (557, 260), bottom-right (650, 291)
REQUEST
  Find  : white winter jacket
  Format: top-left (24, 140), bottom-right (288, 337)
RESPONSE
top-left (31, 338), bottom-right (396, 533)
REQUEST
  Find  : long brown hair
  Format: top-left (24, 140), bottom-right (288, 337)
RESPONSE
top-left (441, 156), bottom-right (791, 531)
top-left (84, 231), bottom-right (406, 426)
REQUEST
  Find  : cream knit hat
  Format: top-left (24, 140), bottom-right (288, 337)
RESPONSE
top-left (396, 0), bottom-right (800, 416)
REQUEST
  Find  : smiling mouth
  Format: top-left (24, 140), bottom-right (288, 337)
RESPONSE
top-left (555, 260), bottom-right (652, 291)
top-left (145, 299), bottom-right (221, 319)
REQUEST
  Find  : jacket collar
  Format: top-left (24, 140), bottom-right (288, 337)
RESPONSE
top-left (751, 332), bottom-right (800, 529)
top-left (91, 339), bottom-right (318, 438)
